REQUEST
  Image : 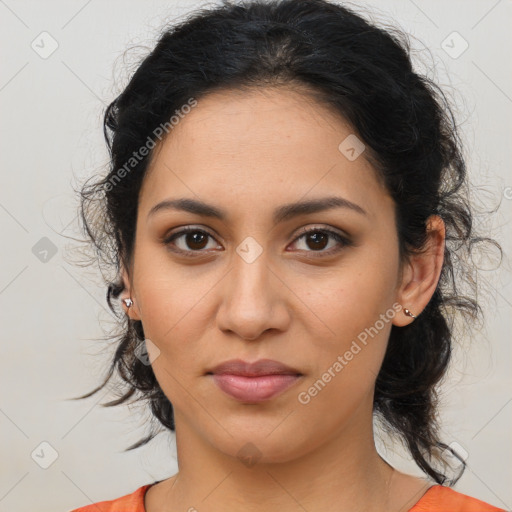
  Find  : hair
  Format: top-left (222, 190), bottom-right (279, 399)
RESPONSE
top-left (73, 0), bottom-right (501, 486)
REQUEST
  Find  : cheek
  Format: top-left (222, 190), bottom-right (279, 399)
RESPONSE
top-left (132, 253), bottom-right (211, 369)
top-left (294, 279), bottom-right (394, 420)
top-left (295, 258), bottom-right (397, 341)
top-left (290, 249), bottom-right (398, 381)
top-left (132, 270), bottom-right (210, 406)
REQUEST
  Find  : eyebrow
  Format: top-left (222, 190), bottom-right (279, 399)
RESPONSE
top-left (147, 196), bottom-right (367, 224)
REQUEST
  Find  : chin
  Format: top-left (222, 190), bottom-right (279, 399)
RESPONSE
top-left (207, 426), bottom-right (314, 467)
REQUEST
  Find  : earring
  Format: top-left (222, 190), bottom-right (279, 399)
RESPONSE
top-left (123, 298), bottom-right (133, 308)
top-left (403, 308), bottom-right (417, 319)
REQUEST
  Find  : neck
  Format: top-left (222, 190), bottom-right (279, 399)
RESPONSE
top-left (160, 408), bottom-right (401, 512)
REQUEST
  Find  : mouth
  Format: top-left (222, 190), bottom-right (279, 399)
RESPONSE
top-left (206, 358), bottom-right (303, 403)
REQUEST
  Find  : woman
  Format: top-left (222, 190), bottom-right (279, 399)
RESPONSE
top-left (70, 0), bottom-right (505, 510)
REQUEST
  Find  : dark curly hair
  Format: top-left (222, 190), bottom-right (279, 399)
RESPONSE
top-left (72, 0), bottom-right (501, 486)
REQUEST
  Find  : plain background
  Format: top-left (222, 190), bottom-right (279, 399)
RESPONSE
top-left (0, 1), bottom-right (511, 510)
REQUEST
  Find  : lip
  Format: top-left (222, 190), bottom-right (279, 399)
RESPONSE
top-left (207, 358), bottom-right (301, 377)
top-left (206, 359), bottom-right (303, 403)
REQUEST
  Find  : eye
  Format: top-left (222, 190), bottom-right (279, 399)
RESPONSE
top-left (163, 225), bottom-right (352, 258)
top-left (163, 227), bottom-right (221, 257)
top-left (289, 227), bottom-right (352, 256)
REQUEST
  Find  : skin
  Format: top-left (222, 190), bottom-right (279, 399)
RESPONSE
top-left (120, 86), bottom-right (446, 512)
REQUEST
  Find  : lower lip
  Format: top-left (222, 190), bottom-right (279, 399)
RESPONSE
top-left (211, 374), bottom-right (301, 402)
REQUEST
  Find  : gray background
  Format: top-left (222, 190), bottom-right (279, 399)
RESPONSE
top-left (0, 0), bottom-right (511, 510)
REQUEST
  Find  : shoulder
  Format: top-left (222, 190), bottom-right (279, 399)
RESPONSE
top-left (410, 484), bottom-right (507, 512)
top-left (69, 483), bottom-right (152, 512)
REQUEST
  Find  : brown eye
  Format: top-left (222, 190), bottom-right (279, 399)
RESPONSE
top-left (290, 227), bottom-right (352, 256)
top-left (164, 227), bottom-right (220, 256)
top-left (182, 231), bottom-right (209, 250)
top-left (163, 225), bottom-right (352, 258)
top-left (304, 231), bottom-right (329, 250)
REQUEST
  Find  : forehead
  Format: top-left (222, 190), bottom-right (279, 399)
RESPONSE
top-left (139, 86), bottom-right (390, 222)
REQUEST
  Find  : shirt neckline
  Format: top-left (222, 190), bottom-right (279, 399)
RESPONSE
top-left (142, 481), bottom-right (161, 512)
top-left (408, 484), bottom-right (442, 510)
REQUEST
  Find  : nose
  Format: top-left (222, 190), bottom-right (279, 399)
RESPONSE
top-left (215, 251), bottom-right (291, 341)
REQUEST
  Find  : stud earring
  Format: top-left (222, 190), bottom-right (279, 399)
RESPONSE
top-left (123, 298), bottom-right (133, 308)
top-left (403, 308), bottom-right (417, 319)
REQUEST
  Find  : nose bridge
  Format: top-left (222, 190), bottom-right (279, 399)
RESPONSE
top-left (215, 237), bottom-right (288, 339)
top-left (229, 238), bottom-right (273, 309)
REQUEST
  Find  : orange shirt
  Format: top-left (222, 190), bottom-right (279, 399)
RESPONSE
top-left (70, 483), bottom-right (507, 511)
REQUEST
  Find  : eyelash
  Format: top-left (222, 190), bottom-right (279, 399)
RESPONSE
top-left (163, 226), bottom-right (353, 258)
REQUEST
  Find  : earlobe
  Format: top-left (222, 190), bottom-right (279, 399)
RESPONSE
top-left (122, 297), bottom-right (142, 321)
top-left (392, 259), bottom-right (417, 327)
top-left (392, 215), bottom-right (445, 327)
top-left (120, 262), bottom-right (142, 321)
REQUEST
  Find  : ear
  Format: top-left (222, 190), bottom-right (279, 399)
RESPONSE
top-left (120, 261), bottom-right (142, 321)
top-left (392, 214), bottom-right (445, 326)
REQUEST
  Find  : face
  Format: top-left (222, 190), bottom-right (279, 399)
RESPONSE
top-left (122, 86), bottom-right (417, 464)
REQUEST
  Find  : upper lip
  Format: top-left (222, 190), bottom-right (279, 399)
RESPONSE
top-left (207, 358), bottom-right (302, 376)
